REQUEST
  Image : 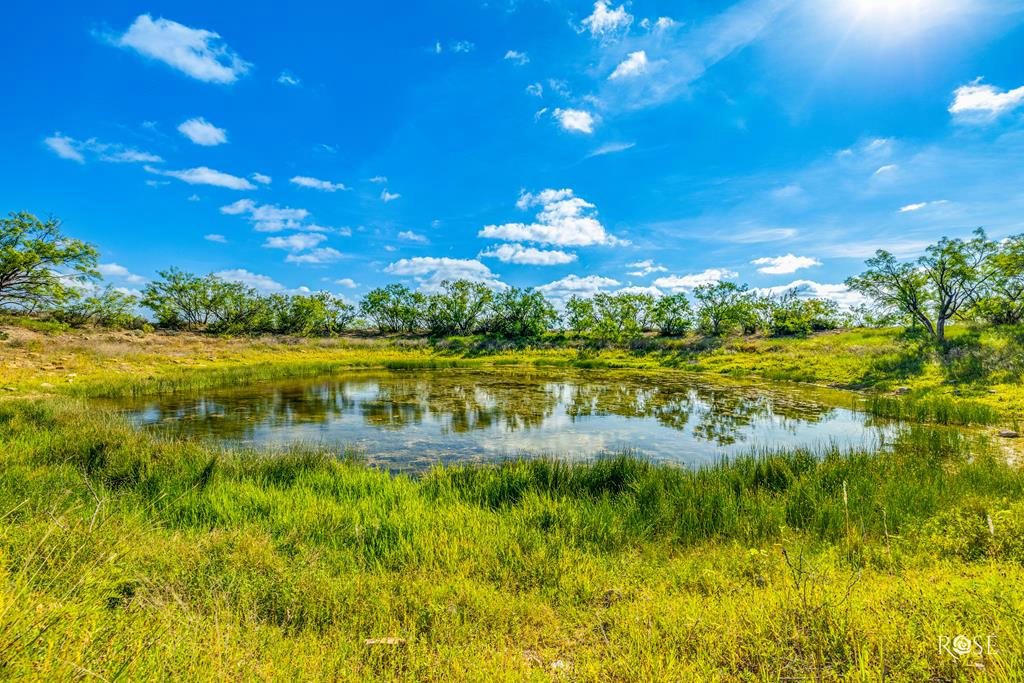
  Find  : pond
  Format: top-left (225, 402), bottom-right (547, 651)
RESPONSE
top-left (104, 368), bottom-right (898, 472)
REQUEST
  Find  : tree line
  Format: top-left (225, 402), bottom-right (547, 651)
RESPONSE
top-left (3, 211), bottom-right (1023, 343)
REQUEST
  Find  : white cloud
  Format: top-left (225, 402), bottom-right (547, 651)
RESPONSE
top-left (333, 278), bottom-right (358, 289)
top-left (277, 71), bottom-right (300, 86)
top-left (98, 263), bottom-right (146, 284)
top-left (450, 41), bottom-right (475, 53)
top-left (480, 188), bottom-right (625, 247)
top-left (285, 247), bottom-right (344, 265)
top-left (381, 190), bottom-right (401, 202)
top-left (752, 280), bottom-right (866, 310)
top-left (188, 194), bottom-right (200, 202)
top-left (220, 199), bottom-right (310, 232)
top-left (204, 233), bottom-right (227, 243)
top-left (728, 228), bottom-right (798, 243)
top-left (504, 50), bottom-right (529, 65)
top-left (177, 117), bottom-right (227, 146)
top-left (609, 50), bottom-right (648, 80)
top-left (526, 82), bottom-right (543, 97)
top-left (369, 175), bottom-right (388, 184)
top-left (617, 285), bottom-right (663, 297)
top-left (874, 164), bottom-right (898, 176)
top-left (641, 16), bottom-right (678, 31)
top-left (819, 239), bottom-right (932, 259)
top-left (653, 268), bottom-right (738, 292)
top-left (751, 253), bottom-right (821, 275)
top-left (112, 14), bottom-right (250, 84)
top-left (290, 175), bottom-right (349, 192)
top-left (479, 243), bottom-right (577, 265)
top-left (949, 79), bottom-right (1024, 122)
top-left (44, 134), bottom-right (85, 162)
top-left (537, 274), bottom-right (620, 300)
top-left (214, 269), bottom-right (284, 292)
top-left (398, 230), bottom-right (429, 244)
top-left (898, 200), bottom-right (948, 213)
top-left (553, 108), bottom-right (596, 134)
top-left (145, 180), bottom-right (170, 188)
top-left (250, 172), bottom-right (271, 185)
top-left (146, 165), bottom-right (255, 190)
top-left (582, 1), bottom-right (633, 38)
top-left (626, 259), bottom-right (667, 277)
top-left (385, 257), bottom-right (504, 291)
top-left (44, 133), bottom-right (162, 164)
top-left (588, 141), bottom-right (636, 157)
top-left (263, 233), bottom-right (327, 251)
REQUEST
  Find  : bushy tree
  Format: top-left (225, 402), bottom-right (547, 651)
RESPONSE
top-left (269, 292), bottom-right (356, 336)
top-left (423, 280), bottom-right (493, 336)
top-left (591, 293), bottom-right (652, 344)
top-left (0, 212), bottom-right (99, 312)
top-left (652, 293), bottom-right (692, 336)
top-left (768, 291), bottom-right (842, 337)
top-left (563, 296), bottom-right (596, 334)
top-left (847, 229), bottom-right (997, 342)
top-left (359, 284), bottom-right (424, 333)
top-left (973, 234), bottom-right (1024, 325)
top-left (484, 287), bottom-right (557, 338)
top-left (53, 286), bottom-right (144, 328)
top-left (693, 281), bottom-right (750, 336)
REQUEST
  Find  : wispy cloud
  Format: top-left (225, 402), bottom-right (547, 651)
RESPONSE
top-left (588, 141), bottom-right (635, 157)
top-left (504, 50), bottom-right (529, 65)
top-left (108, 14), bottom-right (251, 84)
top-left (146, 165), bottom-right (255, 190)
top-left (290, 175), bottom-right (349, 192)
top-left (44, 133), bottom-right (162, 164)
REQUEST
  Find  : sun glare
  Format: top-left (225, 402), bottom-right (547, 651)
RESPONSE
top-left (839, 0), bottom-right (962, 35)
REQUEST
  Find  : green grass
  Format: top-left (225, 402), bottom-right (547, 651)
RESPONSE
top-left (2, 398), bottom-right (1023, 679)
top-left (863, 393), bottom-right (1003, 426)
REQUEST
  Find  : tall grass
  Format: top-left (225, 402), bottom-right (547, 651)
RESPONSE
top-left (862, 392), bottom-right (1002, 426)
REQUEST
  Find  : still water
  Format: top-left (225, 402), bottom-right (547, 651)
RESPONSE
top-left (107, 368), bottom-right (895, 471)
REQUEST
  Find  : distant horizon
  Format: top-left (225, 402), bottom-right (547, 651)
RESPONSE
top-left (4, 0), bottom-right (1024, 309)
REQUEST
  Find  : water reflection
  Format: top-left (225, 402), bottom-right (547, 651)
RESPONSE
top-left (105, 369), bottom-right (893, 472)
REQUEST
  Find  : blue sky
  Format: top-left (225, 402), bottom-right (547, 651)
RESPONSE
top-left (4, 0), bottom-right (1024, 306)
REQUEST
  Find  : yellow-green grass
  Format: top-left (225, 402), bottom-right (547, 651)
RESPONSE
top-left (1, 399), bottom-right (1024, 679)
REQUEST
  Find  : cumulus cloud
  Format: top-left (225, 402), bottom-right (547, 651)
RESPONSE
top-left (479, 188), bottom-right (625, 247)
top-left (263, 233), bottom-right (327, 251)
top-left (397, 230), bottom-right (429, 244)
top-left (285, 247), bottom-right (344, 265)
top-left (177, 117), bottom-right (227, 146)
top-left (111, 14), bottom-right (251, 84)
top-left (504, 50), bottom-right (529, 65)
top-left (751, 253), bottom-right (821, 275)
top-left (626, 259), bottom-right (667, 277)
top-left (146, 165), bottom-right (255, 190)
top-left (582, 1), bottom-right (633, 38)
top-left (385, 257), bottom-right (504, 291)
top-left (752, 280), bottom-right (866, 309)
top-left (204, 233), bottom-right (227, 243)
top-left (98, 263), bottom-right (146, 284)
top-left (479, 243), bottom-right (577, 265)
top-left (536, 274), bottom-right (620, 301)
top-left (213, 269), bottom-right (287, 292)
top-left (333, 278), bottom-right (358, 288)
top-left (553, 108), bottom-right (596, 134)
top-left (380, 189), bottom-right (401, 202)
top-left (949, 79), bottom-right (1024, 122)
top-left (609, 50), bottom-right (648, 80)
top-left (220, 199), bottom-right (310, 232)
top-left (653, 268), bottom-right (738, 292)
top-left (44, 133), bottom-right (162, 164)
top-left (617, 285), bottom-right (663, 297)
top-left (290, 175), bottom-right (348, 192)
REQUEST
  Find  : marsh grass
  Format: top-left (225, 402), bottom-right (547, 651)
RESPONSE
top-left (863, 393), bottom-right (1002, 426)
top-left (2, 398), bottom-right (1024, 678)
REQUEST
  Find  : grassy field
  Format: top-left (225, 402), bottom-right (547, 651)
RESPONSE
top-left (2, 323), bottom-right (1024, 679)
top-left (2, 399), bottom-right (1023, 680)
